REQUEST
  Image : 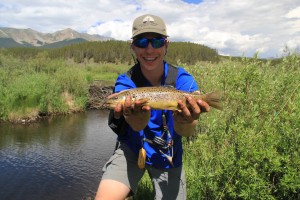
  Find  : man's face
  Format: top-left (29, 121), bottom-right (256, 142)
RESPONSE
top-left (132, 33), bottom-right (168, 71)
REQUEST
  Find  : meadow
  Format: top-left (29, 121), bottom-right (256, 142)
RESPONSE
top-left (0, 49), bottom-right (299, 199)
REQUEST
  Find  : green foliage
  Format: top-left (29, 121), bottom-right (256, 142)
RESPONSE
top-left (0, 52), bottom-right (116, 120)
top-left (181, 54), bottom-right (300, 199)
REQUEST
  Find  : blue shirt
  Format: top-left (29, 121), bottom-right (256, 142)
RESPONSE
top-left (114, 61), bottom-right (198, 168)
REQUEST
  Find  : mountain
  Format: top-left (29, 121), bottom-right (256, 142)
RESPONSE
top-left (0, 27), bottom-right (112, 48)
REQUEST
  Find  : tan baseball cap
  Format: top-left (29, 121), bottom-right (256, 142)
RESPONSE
top-left (132, 14), bottom-right (168, 38)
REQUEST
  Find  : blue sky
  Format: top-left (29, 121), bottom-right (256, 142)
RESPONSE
top-left (182, 0), bottom-right (203, 4)
top-left (0, 0), bottom-right (300, 58)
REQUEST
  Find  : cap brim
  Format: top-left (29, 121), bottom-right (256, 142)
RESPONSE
top-left (132, 29), bottom-right (168, 39)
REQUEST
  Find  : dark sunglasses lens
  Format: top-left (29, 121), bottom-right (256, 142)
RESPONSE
top-left (134, 38), bottom-right (149, 48)
top-left (134, 38), bottom-right (166, 48)
top-left (152, 38), bottom-right (165, 48)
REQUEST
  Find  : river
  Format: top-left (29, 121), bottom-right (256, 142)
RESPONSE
top-left (0, 110), bottom-right (117, 200)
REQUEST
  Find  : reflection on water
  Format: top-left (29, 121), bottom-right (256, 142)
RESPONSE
top-left (0, 110), bottom-right (117, 200)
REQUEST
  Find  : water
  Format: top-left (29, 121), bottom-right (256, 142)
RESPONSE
top-left (0, 110), bottom-right (117, 200)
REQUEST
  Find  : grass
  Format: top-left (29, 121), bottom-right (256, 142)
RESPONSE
top-left (0, 53), bottom-right (130, 121)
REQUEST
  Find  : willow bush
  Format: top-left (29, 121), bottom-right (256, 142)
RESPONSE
top-left (181, 54), bottom-right (300, 199)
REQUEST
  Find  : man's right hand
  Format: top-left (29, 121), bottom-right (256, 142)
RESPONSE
top-left (122, 95), bottom-right (151, 132)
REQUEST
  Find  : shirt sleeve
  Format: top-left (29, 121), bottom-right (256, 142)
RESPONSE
top-left (113, 74), bottom-right (136, 93)
top-left (176, 67), bottom-right (199, 92)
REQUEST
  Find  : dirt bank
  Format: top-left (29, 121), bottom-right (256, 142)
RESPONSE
top-left (87, 84), bottom-right (114, 109)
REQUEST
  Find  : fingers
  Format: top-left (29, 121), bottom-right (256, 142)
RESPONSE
top-left (113, 103), bottom-right (123, 119)
top-left (123, 95), bottom-right (150, 116)
top-left (186, 96), bottom-right (201, 119)
top-left (136, 98), bottom-right (151, 111)
top-left (197, 99), bottom-right (210, 112)
top-left (123, 95), bottom-right (133, 116)
top-left (176, 99), bottom-right (194, 123)
top-left (186, 95), bottom-right (210, 115)
top-left (175, 95), bottom-right (210, 123)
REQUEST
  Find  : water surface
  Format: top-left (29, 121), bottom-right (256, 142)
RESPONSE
top-left (0, 110), bottom-right (117, 200)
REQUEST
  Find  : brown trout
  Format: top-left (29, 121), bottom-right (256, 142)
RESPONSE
top-left (104, 86), bottom-right (223, 111)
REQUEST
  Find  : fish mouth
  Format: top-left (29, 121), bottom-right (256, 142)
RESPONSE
top-left (102, 100), bottom-right (117, 110)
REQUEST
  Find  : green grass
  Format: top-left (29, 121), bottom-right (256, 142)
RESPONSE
top-left (0, 53), bottom-right (129, 121)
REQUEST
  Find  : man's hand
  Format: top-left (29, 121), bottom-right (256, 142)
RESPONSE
top-left (173, 95), bottom-right (210, 137)
top-left (121, 95), bottom-right (151, 131)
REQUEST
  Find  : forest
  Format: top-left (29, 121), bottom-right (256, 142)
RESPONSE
top-left (1, 40), bottom-right (220, 65)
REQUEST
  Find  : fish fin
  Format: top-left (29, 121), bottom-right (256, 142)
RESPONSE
top-left (163, 85), bottom-right (175, 88)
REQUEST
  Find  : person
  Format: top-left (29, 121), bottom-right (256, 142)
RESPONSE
top-left (95, 14), bottom-right (210, 200)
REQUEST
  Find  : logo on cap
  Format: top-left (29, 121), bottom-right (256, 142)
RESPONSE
top-left (142, 16), bottom-right (157, 26)
top-left (143, 16), bottom-right (154, 23)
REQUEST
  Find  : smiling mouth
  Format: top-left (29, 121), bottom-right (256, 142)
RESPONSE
top-left (143, 57), bottom-right (157, 62)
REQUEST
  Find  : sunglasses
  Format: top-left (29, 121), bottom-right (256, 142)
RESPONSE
top-left (133, 38), bottom-right (166, 49)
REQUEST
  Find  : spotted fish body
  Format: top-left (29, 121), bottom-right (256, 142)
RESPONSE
top-left (104, 86), bottom-right (223, 111)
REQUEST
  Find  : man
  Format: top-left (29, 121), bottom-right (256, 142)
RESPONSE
top-left (95, 14), bottom-right (210, 200)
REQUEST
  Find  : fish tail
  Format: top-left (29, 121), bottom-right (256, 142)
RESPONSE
top-left (202, 91), bottom-right (223, 110)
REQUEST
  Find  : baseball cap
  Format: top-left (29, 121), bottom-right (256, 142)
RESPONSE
top-left (132, 14), bottom-right (168, 38)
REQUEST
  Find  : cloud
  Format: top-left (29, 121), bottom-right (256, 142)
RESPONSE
top-left (0, 0), bottom-right (299, 58)
top-left (87, 20), bottom-right (132, 40)
top-left (285, 6), bottom-right (300, 18)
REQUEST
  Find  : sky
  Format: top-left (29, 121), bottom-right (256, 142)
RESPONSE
top-left (1, 0), bottom-right (300, 58)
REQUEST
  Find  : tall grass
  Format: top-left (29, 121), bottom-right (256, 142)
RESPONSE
top-left (0, 52), bottom-right (129, 121)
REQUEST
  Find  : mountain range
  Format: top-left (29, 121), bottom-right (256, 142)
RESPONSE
top-left (0, 27), bottom-right (112, 48)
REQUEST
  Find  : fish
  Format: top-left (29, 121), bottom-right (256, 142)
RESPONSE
top-left (103, 86), bottom-right (223, 111)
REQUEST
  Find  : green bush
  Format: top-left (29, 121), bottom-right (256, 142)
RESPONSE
top-left (181, 54), bottom-right (300, 199)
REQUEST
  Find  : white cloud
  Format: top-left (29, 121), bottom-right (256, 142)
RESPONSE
top-left (285, 6), bottom-right (300, 18)
top-left (87, 20), bottom-right (132, 40)
top-left (0, 0), bottom-right (299, 58)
